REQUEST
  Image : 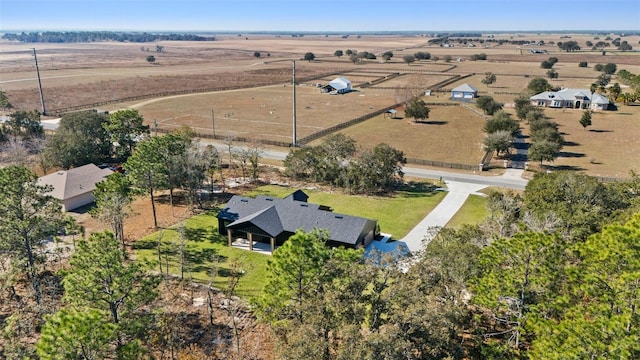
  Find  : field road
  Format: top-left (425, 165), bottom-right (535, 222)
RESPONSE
top-left (205, 141), bottom-right (529, 191)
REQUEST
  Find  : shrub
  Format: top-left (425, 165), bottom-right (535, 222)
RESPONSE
top-left (578, 61), bottom-right (588, 68)
top-left (541, 60), bottom-right (553, 69)
top-left (594, 63), bottom-right (604, 71)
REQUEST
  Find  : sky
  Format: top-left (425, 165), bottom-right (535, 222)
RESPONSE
top-left (1, 0), bottom-right (639, 33)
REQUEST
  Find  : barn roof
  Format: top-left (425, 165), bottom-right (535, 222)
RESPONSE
top-left (451, 83), bottom-right (478, 93)
top-left (329, 77), bottom-right (352, 91)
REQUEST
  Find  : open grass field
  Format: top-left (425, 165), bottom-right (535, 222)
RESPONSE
top-left (2, 32), bottom-right (639, 177)
top-left (533, 106), bottom-right (640, 178)
top-left (326, 104), bottom-right (487, 165)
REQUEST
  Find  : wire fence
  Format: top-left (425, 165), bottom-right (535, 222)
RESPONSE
top-left (49, 70), bottom-right (352, 116)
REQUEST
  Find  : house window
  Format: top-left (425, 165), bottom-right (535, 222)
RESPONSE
top-left (538, 101), bottom-right (545, 106)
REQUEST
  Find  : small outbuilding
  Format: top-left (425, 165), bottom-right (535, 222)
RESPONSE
top-left (37, 163), bottom-right (113, 211)
top-left (322, 77), bottom-right (352, 94)
top-left (451, 83), bottom-right (478, 100)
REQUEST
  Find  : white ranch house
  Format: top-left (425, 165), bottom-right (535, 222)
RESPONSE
top-left (530, 88), bottom-right (610, 111)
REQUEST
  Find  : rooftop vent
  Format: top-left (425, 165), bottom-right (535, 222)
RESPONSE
top-left (240, 199), bottom-right (248, 203)
top-left (266, 198), bottom-right (273, 201)
top-left (335, 215), bottom-right (343, 219)
top-left (300, 203), bottom-right (308, 207)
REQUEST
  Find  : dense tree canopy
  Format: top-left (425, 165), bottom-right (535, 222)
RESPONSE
top-left (283, 134), bottom-right (405, 194)
top-left (0, 166), bottom-right (64, 307)
top-left (60, 231), bottom-right (161, 357)
top-left (527, 77), bottom-right (552, 94)
top-left (44, 110), bottom-right (111, 169)
top-left (404, 98), bottom-right (430, 122)
top-left (476, 96), bottom-right (503, 115)
top-left (1, 110), bottom-right (43, 141)
top-left (103, 108), bottom-right (150, 162)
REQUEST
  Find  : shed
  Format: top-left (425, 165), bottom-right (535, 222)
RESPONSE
top-left (37, 163), bottom-right (113, 211)
top-left (451, 83), bottom-right (478, 100)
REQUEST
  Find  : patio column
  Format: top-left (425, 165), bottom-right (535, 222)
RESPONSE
top-left (227, 229), bottom-right (232, 246)
top-left (248, 233), bottom-right (253, 251)
top-left (270, 237), bottom-right (275, 254)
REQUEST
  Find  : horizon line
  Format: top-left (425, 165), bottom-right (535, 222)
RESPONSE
top-left (2, 29), bottom-right (639, 34)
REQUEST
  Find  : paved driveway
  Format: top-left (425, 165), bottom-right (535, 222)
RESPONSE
top-left (400, 181), bottom-right (488, 254)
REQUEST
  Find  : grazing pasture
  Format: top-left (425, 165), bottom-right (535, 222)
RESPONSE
top-left (1, 33), bottom-right (639, 177)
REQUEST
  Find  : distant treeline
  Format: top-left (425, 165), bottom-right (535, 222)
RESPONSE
top-left (1, 31), bottom-right (215, 43)
top-left (429, 36), bottom-right (544, 45)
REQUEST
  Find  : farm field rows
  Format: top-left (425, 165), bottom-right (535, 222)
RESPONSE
top-left (1, 33), bottom-right (639, 177)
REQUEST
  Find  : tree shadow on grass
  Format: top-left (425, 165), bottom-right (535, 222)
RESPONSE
top-left (558, 151), bottom-right (585, 158)
top-left (546, 164), bottom-right (586, 171)
top-left (216, 266), bottom-right (245, 279)
top-left (563, 141), bottom-right (580, 146)
top-left (185, 247), bottom-right (225, 273)
top-left (185, 227), bottom-right (223, 244)
top-left (414, 120), bottom-right (448, 125)
top-left (397, 181), bottom-right (441, 198)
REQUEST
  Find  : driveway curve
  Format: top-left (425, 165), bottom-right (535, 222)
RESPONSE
top-left (400, 181), bottom-right (487, 254)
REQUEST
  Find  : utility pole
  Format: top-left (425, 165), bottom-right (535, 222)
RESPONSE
top-left (211, 109), bottom-right (216, 138)
top-left (154, 118), bottom-right (158, 136)
top-left (31, 48), bottom-right (47, 115)
top-left (292, 60), bottom-right (297, 147)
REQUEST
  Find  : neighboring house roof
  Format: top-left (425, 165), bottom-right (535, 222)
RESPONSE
top-left (37, 163), bottom-right (113, 201)
top-left (218, 192), bottom-right (375, 246)
top-left (329, 77), bottom-right (352, 91)
top-left (451, 83), bottom-right (478, 93)
top-left (530, 88), bottom-right (610, 106)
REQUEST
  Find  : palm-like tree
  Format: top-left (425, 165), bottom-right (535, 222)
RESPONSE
top-left (617, 92), bottom-right (637, 105)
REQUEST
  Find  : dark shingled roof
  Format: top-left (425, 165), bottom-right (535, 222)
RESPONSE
top-left (218, 191), bottom-right (375, 245)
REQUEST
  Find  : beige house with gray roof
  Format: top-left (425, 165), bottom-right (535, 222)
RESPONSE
top-left (37, 163), bottom-right (113, 211)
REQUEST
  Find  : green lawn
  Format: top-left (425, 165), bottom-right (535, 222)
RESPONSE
top-left (133, 211), bottom-right (271, 300)
top-left (445, 194), bottom-right (489, 229)
top-left (134, 182), bottom-right (445, 300)
top-left (248, 183), bottom-right (446, 239)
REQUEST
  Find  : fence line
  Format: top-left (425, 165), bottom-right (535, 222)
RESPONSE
top-left (405, 157), bottom-right (477, 170)
top-left (49, 70), bottom-right (352, 116)
top-left (297, 103), bottom-right (404, 145)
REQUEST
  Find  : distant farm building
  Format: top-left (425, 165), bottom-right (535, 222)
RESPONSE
top-left (37, 163), bottom-right (113, 211)
top-left (530, 88), bottom-right (610, 111)
top-left (322, 77), bottom-right (352, 94)
top-left (450, 83), bottom-right (478, 100)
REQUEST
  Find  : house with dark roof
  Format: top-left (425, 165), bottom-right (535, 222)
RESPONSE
top-left (450, 83), bottom-right (478, 100)
top-left (530, 88), bottom-right (610, 111)
top-left (217, 190), bottom-right (378, 253)
top-left (37, 163), bottom-right (113, 211)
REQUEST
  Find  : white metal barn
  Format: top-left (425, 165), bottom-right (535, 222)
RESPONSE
top-left (450, 83), bottom-right (478, 100)
top-left (322, 77), bottom-right (352, 94)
